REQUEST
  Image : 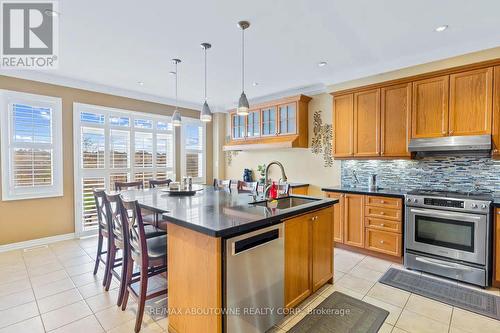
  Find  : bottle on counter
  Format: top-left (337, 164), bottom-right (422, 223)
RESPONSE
top-left (270, 181), bottom-right (278, 199)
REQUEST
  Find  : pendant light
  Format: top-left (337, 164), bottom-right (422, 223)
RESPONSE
top-left (236, 21), bottom-right (250, 116)
top-left (171, 58), bottom-right (182, 127)
top-left (200, 43), bottom-right (212, 122)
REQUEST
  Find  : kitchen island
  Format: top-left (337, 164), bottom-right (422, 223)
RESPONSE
top-left (122, 187), bottom-right (337, 333)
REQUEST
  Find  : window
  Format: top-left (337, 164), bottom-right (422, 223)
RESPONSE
top-left (0, 90), bottom-right (63, 200)
top-left (73, 103), bottom-right (175, 236)
top-left (181, 119), bottom-right (206, 183)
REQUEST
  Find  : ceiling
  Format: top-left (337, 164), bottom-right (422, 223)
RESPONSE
top-left (2, 0), bottom-right (500, 111)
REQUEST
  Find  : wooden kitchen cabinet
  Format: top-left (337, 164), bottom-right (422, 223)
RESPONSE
top-left (285, 207), bottom-right (333, 308)
top-left (344, 194), bottom-right (364, 248)
top-left (381, 83), bottom-right (411, 157)
top-left (411, 75), bottom-right (449, 138)
top-left (326, 192), bottom-right (344, 243)
top-left (333, 94), bottom-right (354, 157)
top-left (225, 95), bottom-right (311, 151)
top-left (492, 66), bottom-right (500, 157)
top-left (449, 68), bottom-right (493, 136)
top-left (311, 209), bottom-right (334, 292)
top-left (494, 208), bottom-right (500, 288)
top-left (284, 213), bottom-right (311, 308)
top-left (354, 89), bottom-right (380, 156)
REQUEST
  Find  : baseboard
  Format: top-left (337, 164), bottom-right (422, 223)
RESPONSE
top-left (0, 233), bottom-right (76, 253)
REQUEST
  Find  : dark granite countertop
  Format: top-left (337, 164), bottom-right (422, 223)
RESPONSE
top-left (121, 186), bottom-right (337, 238)
top-left (321, 185), bottom-right (407, 198)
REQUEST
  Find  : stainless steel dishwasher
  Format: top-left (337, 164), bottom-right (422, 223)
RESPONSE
top-left (225, 224), bottom-right (284, 333)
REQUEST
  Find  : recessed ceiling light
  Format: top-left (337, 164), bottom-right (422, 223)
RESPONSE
top-left (318, 61), bottom-right (328, 67)
top-left (137, 81), bottom-right (144, 86)
top-left (435, 25), bottom-right (448, 32)
top-left (44, 9), bottom-right (60, 17)
top-left (252, 82), bottom-right (259, 87)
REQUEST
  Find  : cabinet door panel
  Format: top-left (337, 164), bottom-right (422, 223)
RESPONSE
top-left (354, 89), bottom-right (380, 156)
top-left (494, 66), bottom-right (500, 157)
top-left (381, 83), bottom-right (411, 157)
top-left (326, 192), bottom-right (344, 243)
top-left (312, 209), bottom-right (333, 292)
top-left (365, 228), bottom-right (401, 257)
top-left (333, 94), bottom-right (354, 157)
top-left (449, 68), bottom-right (493, 136)
top-left (278, 103), bottom-right (297, 135)
top-left (284, 215), bottom-right (311, 308)
top-left (411, 76), bottom-right (449, 138)
top-left (494, 209), bottom-right (500, 287)
top-left (344, 194), bottom-right (364, 248)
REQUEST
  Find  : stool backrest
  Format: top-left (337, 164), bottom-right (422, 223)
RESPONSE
top-left (120, 199), bottom-right (147, 257)
top-left (105, 192), bottom-right (126, 244)
top-left (115, 181), bottom-right (143, 191)
top-left (93, 189), bottom-right (109, 230)
top-left (149, 179), bottom-right (172, 188)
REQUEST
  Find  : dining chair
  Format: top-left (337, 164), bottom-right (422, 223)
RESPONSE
top-left (149, 179), bottom-right (172, 188)
top-left (120, 198), bottom-right (168, 333)
top-left (104, 193), bottom-right (166, 307)
top-left (213, 178), bottom-right (231, 189)
top-left (237, 180), bottom-right (258, 192)
top-left (115, 181), bottom-right (144, 191)
top-left (92, 189), bottom-right (111, 286)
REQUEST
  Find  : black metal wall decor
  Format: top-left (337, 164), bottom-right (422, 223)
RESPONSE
top-left (311, 110), bottom-right (333, 167)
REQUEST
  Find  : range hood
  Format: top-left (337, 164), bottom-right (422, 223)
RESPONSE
top-left (408, 135), bottom-right (491, 152)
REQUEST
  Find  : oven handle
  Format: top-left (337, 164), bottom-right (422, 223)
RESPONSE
top-left (409, 208), bottom-right (482, 220)
top-left (415, 256), bottom-right (472, 271)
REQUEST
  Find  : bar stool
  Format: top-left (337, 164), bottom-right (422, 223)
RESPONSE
top-left (104, 193), bottom-right (166, 306)
top-left (120, 198), bottom-right (168, 333)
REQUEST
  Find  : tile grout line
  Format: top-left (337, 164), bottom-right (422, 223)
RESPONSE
top-left (22, 246), bottom-right (48, 332)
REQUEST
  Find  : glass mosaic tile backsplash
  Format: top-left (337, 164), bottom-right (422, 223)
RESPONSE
top-left (341, 155), bottom-right (500, 194)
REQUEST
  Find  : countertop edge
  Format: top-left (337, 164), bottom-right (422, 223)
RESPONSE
top-left (321, 187), bottom-right (406, 198)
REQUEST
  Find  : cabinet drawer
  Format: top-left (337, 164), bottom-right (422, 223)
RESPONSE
top-left (365, 206), bottom-right (402, 221)
top-left (365, 229), bottom-right (401, 257)
top-left (365, 196), bottom-right (402, 209)
top-left (365, 217), bottom-right (401, 233)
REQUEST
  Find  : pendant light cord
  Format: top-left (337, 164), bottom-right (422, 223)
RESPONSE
top-left (241, 27), bottom-right (245, 93)
top-left (204, 47), bottom-right (207, 101)
top-left (175, 61), bottom-right (178, 111)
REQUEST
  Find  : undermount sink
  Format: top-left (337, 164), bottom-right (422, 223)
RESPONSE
top-left (250, 196), bottom-right (320, 210)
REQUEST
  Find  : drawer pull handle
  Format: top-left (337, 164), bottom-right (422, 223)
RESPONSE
top-left (380, 240), bottom-right (385, 244)
top-left (380, 212), bottom-right (385, 215)
top-left (380, 200), bottom-right (385, 204)
top-left (380, 223), bottom-right (385, 227)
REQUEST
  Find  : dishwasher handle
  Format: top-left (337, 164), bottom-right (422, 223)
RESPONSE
top-left (232, 227), bottom-right (282, 256)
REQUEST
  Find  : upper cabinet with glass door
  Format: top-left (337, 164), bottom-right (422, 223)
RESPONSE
top-left (225, 94), bottom-right (311, 150)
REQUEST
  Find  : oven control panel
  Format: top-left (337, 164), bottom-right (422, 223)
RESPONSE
top-left (423, 198), bottom-right (464, 208)
top-left (405, 195), bottom-right (491, 214)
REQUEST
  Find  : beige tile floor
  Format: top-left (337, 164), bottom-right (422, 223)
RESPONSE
top-left (271, 247), bottom-right (500, 333)
top-left (0, 237), bottom-right (167, 333)
top-left (1, 238), bottom-right (500, 333)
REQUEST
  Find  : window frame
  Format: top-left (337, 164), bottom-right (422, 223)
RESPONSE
top-left (180, 118), bottom-right (206, 184)
top-left (0, 90), bottom-right (63, 201)
top-left (73, 103), bottom-right (176, 236)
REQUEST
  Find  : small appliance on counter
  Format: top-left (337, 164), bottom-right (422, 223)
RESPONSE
top-left (368, 174), bottom-right (377, 190)
top-left (243, 168), bottom-right (253, 182)
top-left (404, 189), bottom-right (493, 287)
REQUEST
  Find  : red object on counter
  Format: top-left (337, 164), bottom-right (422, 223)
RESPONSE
top-left (270, 181), bottom-right (278, 199)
